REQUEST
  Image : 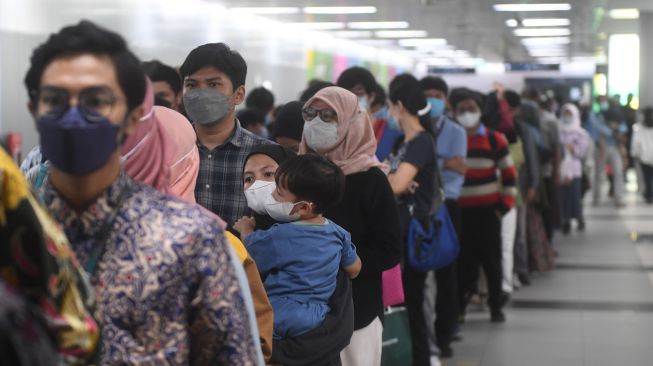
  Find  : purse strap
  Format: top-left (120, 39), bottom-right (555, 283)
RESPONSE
top-left (429, 118), bottom-right (447, 216)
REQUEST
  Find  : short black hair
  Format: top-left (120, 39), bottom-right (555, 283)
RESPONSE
top-left (275, 154), bottom-right (345, 214)
top-left (237, 108), bottom-right (265, 129)
top-left (389, 74), bottom-right (433, 134)
top-left (371, 83), bottom-right (387, 108)
top-left (504, 90), bottom-right (521, 108)
top-left (336, 66), bottom-right (376, 95)
top-left (450, 87), bottom-right (484, 110)
top-left (142, 60), bottom-right (181, 94)
top-left (24, 20), bottom-right (146, 112)
top-left (299, 80), bottom-right (334, 102)
top-left (419, 76), bottom-right (448, 95)
top-left (179, 43), bottom-right (247, 89)
top-left (246, 87), bottom-right (275, 113)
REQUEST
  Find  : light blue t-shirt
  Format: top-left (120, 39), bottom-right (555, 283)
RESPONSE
top-left (244, 219), bottom-right (358, 339)
top-left (434, 116), bottom-right (467, 200)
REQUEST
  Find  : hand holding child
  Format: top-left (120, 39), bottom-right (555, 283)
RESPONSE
top-left (234, 216), bottom-right (256, 240)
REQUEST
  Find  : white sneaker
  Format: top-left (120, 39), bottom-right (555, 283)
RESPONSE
top-left (430, 355), bottom-right (442, 366)
top-left (512, 273), bottom-right (522, 289)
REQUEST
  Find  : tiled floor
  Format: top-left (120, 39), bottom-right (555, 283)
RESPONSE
top-left (442, 194), bottom-right (653, 366)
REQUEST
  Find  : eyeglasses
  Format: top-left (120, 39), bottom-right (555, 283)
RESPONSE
top-left (302, 107), bottom-right (337, 122)
top-left (36, 86), bottom-right (120, 122)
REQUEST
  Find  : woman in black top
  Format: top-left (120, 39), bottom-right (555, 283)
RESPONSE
top-left (299, 86), bottom-right (402, 365)
top-left (386, 75), bottom-right (438, 366)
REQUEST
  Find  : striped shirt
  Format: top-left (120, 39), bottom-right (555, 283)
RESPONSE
top-left (460, 125), bottom-right (517, 213)
top-left (195, 120), bottom-right (271, 226)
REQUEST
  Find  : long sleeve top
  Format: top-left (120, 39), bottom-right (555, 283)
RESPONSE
top-left (460, 125), bottom-right (518, 214)
top-left (631, 123), bottom-right (653, 166)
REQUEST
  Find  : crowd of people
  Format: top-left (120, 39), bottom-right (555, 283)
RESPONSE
top-left (1, 19), bottom-right (651, 366)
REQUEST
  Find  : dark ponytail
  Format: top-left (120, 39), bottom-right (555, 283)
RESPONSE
top-left (389, 74), bottom-right (434, 136)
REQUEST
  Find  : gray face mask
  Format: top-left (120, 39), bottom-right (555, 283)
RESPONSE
top-left (183, 88), bottom-right (232, 125)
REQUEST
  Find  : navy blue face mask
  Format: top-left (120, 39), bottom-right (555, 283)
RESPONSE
top-left (37, 107), bottom-right (121, 176)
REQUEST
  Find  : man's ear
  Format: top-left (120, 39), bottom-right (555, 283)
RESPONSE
top-left (233, 85), bottom-right (246, 106)
top-left (27, 101), bottom-right (37, 120)
top-left (123, 106), bottom-right (144, 139)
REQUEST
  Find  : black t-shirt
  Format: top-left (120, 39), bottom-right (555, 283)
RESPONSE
top-left (389, 131), bottom-right (437, 231)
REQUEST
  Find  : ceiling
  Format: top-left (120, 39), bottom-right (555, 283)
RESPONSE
top-left (218, 0), bottom-right (645, 65)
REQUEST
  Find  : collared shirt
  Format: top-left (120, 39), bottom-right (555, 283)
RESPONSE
top-left (433, 115), bottom-right (467, 200)
top-left (195, 120), bottom-right (270, 226)
top-left (42, 172), bottom-right (258, 365)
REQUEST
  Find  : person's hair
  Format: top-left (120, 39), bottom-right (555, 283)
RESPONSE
top-left (419, 76), bottom-right (448, 95)
top-left (273, 101), bottom-right (304, 141)
top-left (336, 66), bottom-right (376, 95)
top-left (142, 60), bottom-right (182, 94)
top-left (246, 87), bottom-right (275, 113)
top-left (523, 88), bottom-right (542, 103)
top-left (449, 87), bottom-right (484, 110)
top-left (300, 80), bottom-right (334, 102)
top-left (237, 108), bottom-right (265, 129)
top-left (179, 43), bottom-right (247, 89)
top-left (371, 83), bottom-right (387, 108)
top-left (504, 90), bottom-right (522, 109)
top-left (275, 154), bottom-right (345, 214)
top-left (24, 20), bottom-right (146, 112)
top-left (389, 74), bottom-right (433, 135)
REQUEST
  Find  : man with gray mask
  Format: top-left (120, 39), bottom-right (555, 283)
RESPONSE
top-left (180, 43), bottom-right (270, 226)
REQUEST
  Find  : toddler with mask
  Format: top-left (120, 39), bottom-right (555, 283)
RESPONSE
top-left (235, 154), bottom-right (362, 339)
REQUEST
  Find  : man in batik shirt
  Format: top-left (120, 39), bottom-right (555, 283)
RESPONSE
top-left (24, 20), bottom-right (258, 365)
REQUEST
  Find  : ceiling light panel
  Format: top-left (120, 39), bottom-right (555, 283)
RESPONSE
top-left (230, 7), bottom-right (300, 14)
top-left (347, 21), bottom-right (410, 29)
top-left (287, 22), bottom-right (346, 30)
top-left (376, 30), bottom-right (428, 38)
top-left (522, 18), bottom-right (570, 27)
top-left (514, 28), bottom-right (570, 37)
top-left (398, 38), bottom-right (447, 47)
top-left (521, 36), bottom-right (571, 46)
top-left (609, 8), bottom-right (640, 20)
top-left (303, 6), bottom-right (377, 14)
top-left (506, 19), bottom-right (519, 27)
top-left (493, 3), bottom-right (572, 12)
top-left (332, 30), bottom-right (373, 38)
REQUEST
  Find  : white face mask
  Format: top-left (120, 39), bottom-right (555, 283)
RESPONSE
top-left (562, 115), bottom-right (574, 125)
top-left (303, 117), bottom-right (339, 153)
top-left (244, 180), bottom-right (276, 214)
top-left (457, 112), bottom-right (481, 129)
top-left (263, 193), bottom-right (305, 222)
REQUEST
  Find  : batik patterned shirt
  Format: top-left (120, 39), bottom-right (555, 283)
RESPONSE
top-left (42, 172), bottom-right (258, 365)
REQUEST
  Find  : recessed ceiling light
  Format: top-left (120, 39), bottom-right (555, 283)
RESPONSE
top-left (303, 6), bottom-right (377, 14)
top-left (521, 36), bottom-right (571, 46)
top-left (287, 22), bottom-right (346, 30)
top-left (506, 19), bottom-right (519, 27)
top-left (376, 30), bottom-right (428, 38)
top-left (522, 18), bottom-right (570, 27)
top-left (230, 7), bottom-right (301, 14)
top-left (332, 30), bottom-right (373, 38)
top-left (347, 21), bottom-right (410, 29)
top-left (398, 38), bottom-right (447, 47)
top-left (609, 8), bottom-right (639, 20)
top-left (493, 3), bottom-right (572, 12)
top-left (514, 28), bottom-right (571, 37)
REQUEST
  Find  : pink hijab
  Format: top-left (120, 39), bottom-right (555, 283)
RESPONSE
top-left (121, 79), bottom-right (174, 193)
top-left (154, 106), bottom-right (200, 203)
top-left (299, 86), bottom-right (385, 175)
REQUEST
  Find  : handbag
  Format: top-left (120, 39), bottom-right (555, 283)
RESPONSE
top-left (382, 264), bottom-right (404, 307)
top-left (381, 307), bottom-right (412, 366)
top-left (406, 122), bottom-right (460, 272)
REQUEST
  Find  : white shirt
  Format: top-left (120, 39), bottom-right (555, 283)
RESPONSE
top-left (631, 123), bottom-right (653, 166)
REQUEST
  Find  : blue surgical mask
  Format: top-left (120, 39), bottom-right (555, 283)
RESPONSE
top-left (427, 97), bottom-right (446, 119)
top-left (37, 107), bottom-right (120, 176)
top-left (373, 106), bottom-right (400, 131)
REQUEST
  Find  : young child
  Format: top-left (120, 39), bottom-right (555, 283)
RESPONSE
top-left (235, 154), bottom-right (362, 339)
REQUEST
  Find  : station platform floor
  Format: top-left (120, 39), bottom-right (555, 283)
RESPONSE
top-left (442, 191), bottom-right (653, 366)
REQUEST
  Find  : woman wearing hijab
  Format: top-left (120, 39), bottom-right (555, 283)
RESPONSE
top-left (236, 144), bottom-right (356, 366)
top-left (559, 104), bottom-right (590, 233)
top-left (299, 86), bottom-right (402, 366)
top-left (121, 81), bottom-right (270, 364)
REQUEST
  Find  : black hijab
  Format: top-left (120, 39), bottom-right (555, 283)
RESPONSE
top-left (244, 144), bottom-right (297, 231)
